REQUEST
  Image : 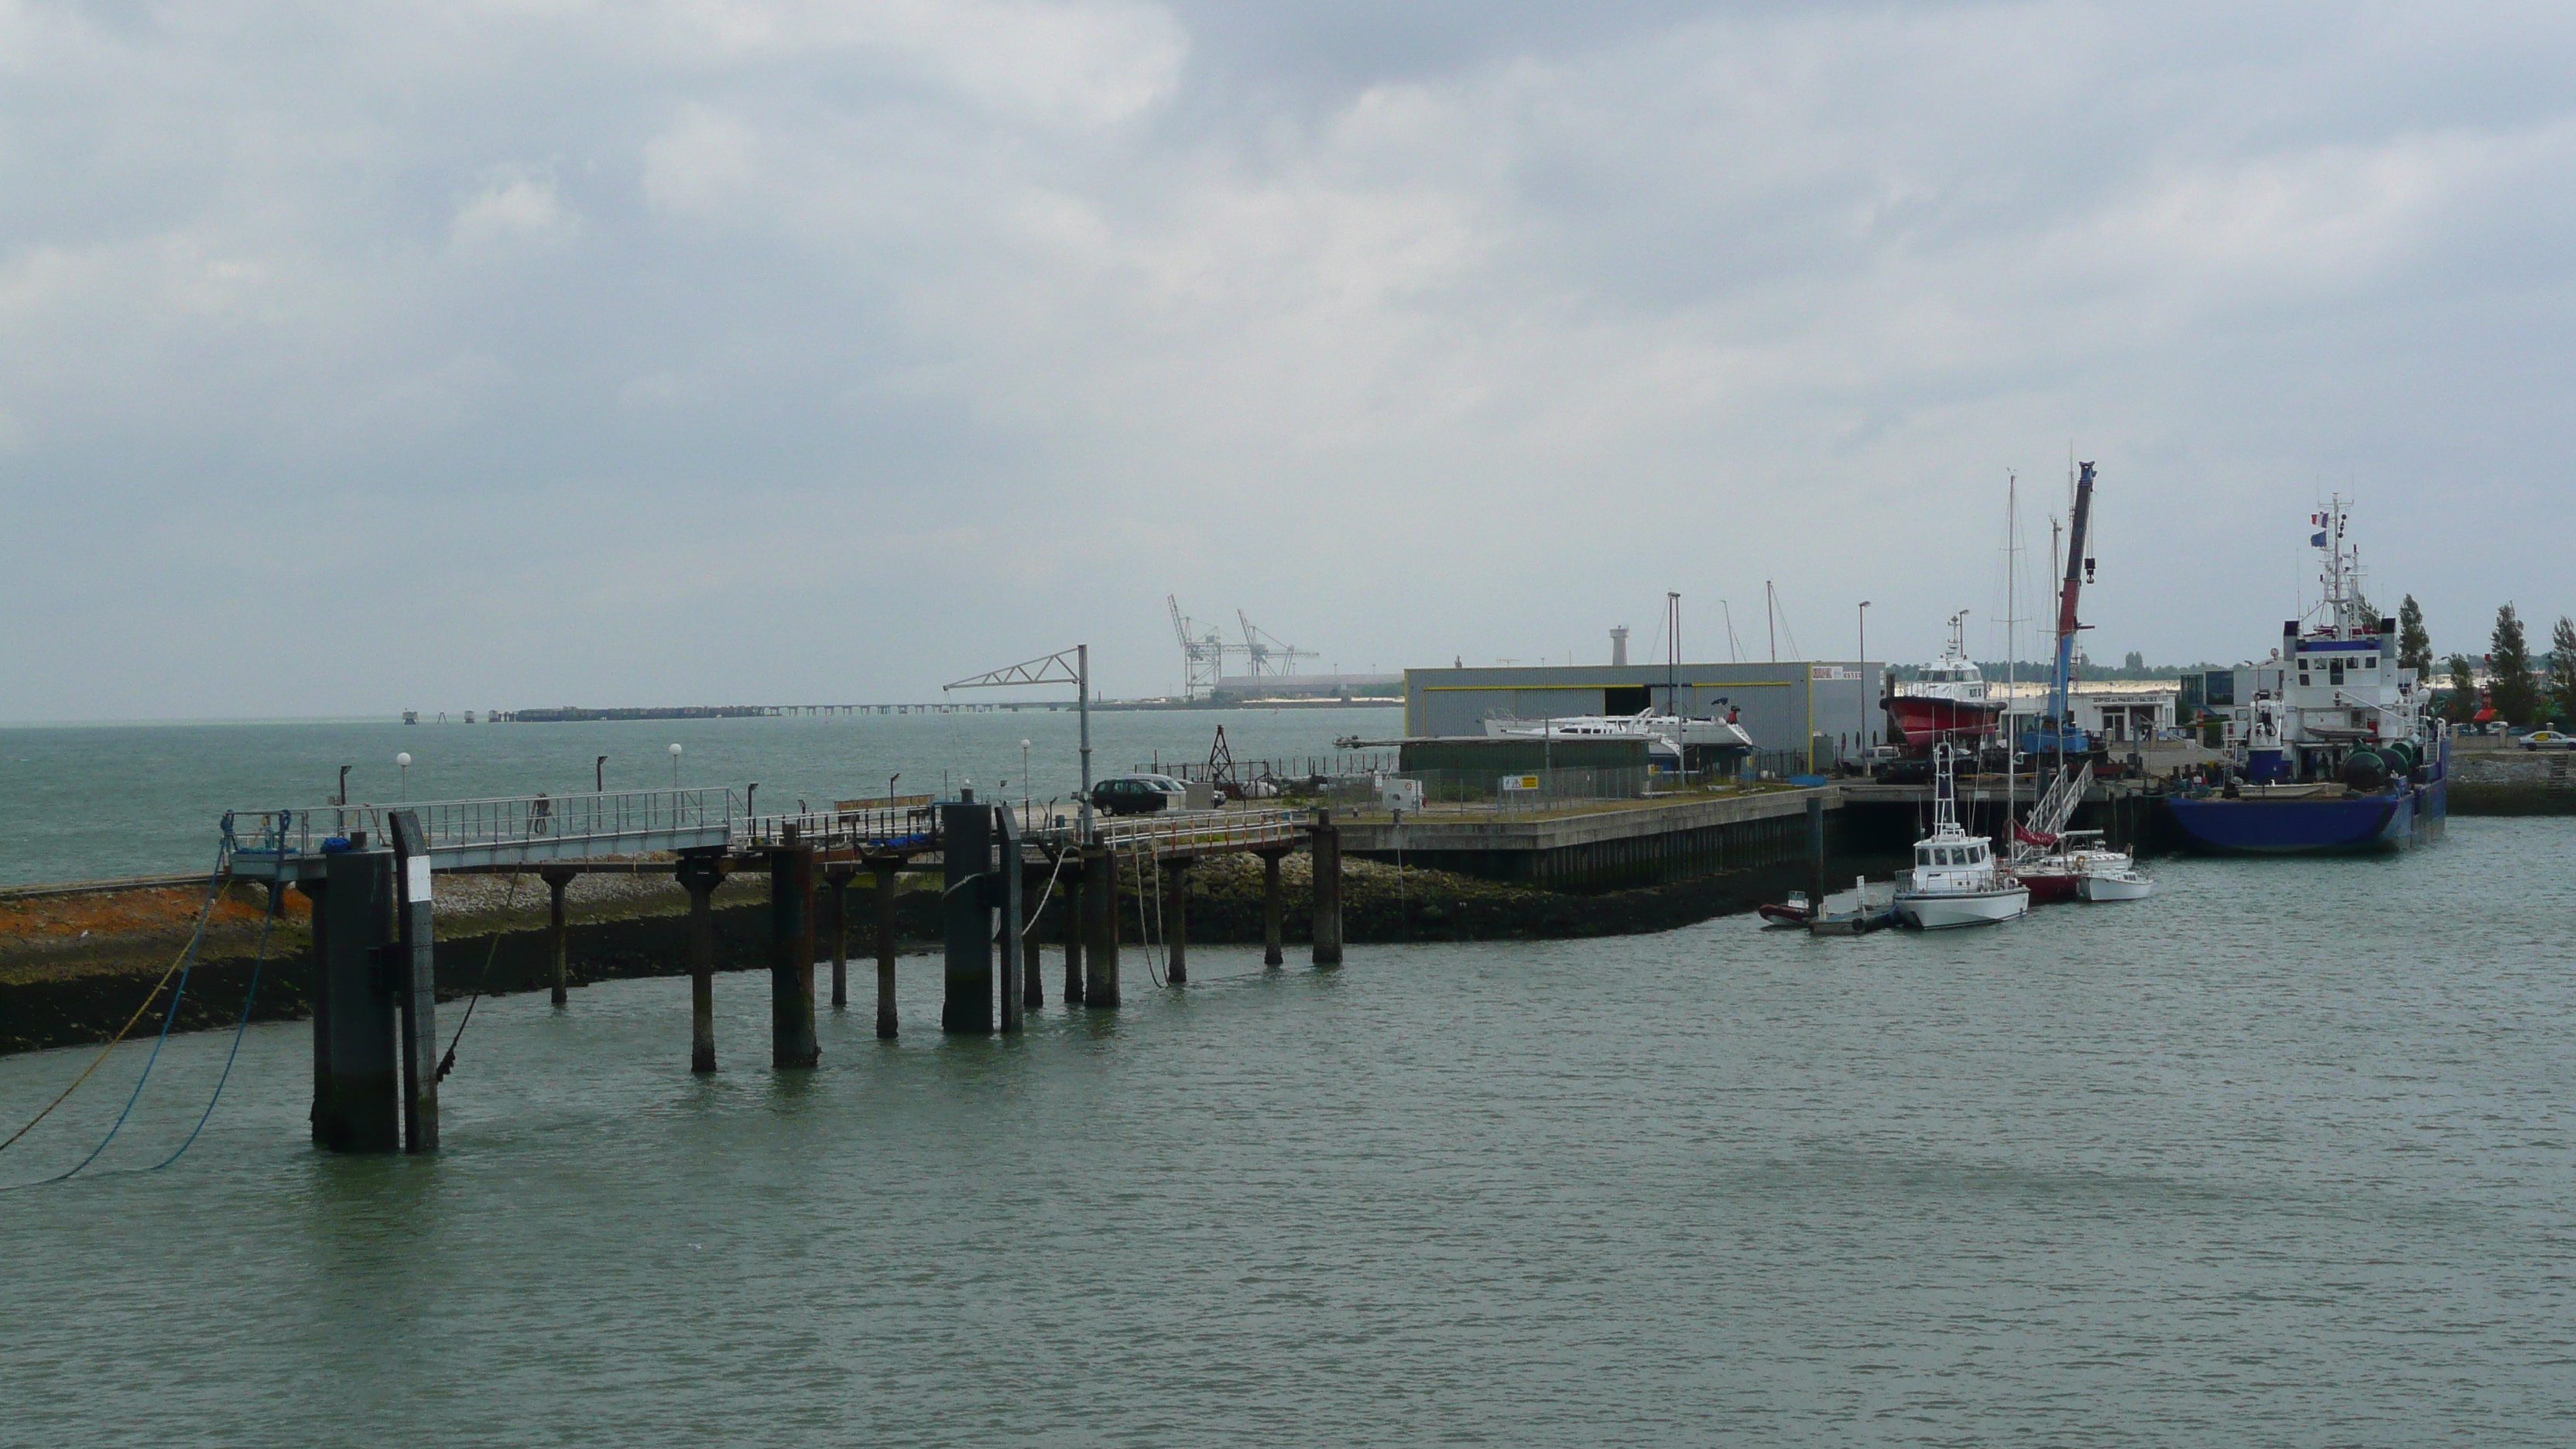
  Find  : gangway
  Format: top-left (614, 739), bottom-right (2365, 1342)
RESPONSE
top-left (224, 786), bottom-right (742, 879)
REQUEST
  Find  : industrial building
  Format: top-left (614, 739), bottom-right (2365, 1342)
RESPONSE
top-left (1401, 660), bottom-right (1886, 772)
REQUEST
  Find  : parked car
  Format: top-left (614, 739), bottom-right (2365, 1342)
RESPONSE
top-left (1089, 775), bottom-right (1190, 815)
top-left (2518, 728), bottom-right (2576, 750)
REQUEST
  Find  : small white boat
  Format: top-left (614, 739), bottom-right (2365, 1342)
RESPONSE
top-left (1893, 744), bottom-right (2030, 930)
top-left (2074, 867), bottom-right (2155, 902)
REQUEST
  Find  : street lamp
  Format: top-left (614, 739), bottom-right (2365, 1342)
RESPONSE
top-left (596, 755), bottom-right (608, 794)
top-left (396, 752), bottom-right (411, 800)
top-left (1020, 738), bottom-right (1033, 818)
top-left (669, 742), bottom-right (682, 787)
top-left (1858, 601), bottom-right (1872, 751)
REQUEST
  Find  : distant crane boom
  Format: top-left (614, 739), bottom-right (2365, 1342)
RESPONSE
top-left (1166, 594), bottom-right (1236, 701)
top-left (1235, 610), bottom-right (1317, 677)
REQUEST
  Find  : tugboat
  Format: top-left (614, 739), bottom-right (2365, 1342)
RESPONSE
top-left (2165, 498), bottom-right (2448, 855)
top-left (1893, 744), bottom-right (2031, 930)
top-left (1883, 609), bottom-right (2005, 755)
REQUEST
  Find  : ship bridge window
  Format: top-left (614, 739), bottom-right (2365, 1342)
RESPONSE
top-left (1917, 847), bottom-right (1932, 865)
top-left (2331, 660), bottom-right (2345, 685)
top-left (2365, 655), bottom-right (2377, 670)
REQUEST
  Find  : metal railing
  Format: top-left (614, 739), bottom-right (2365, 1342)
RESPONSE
top-left (224, 786), bottom-right (738, 860)
top-left (1022, 807), bottom-right (1311, 858)
top-left (734, 803), bottom-right (941, 854)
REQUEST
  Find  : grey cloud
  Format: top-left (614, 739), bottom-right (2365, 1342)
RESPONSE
top-left (3, 2), bottom-right (2572, 718)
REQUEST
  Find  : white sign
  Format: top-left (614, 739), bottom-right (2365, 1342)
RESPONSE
top-left (1810, 666), bottom-right (1864, 681)
top-left (1499, 774), bottom-right (1540, 791)
top-left (404, 855), bottom-right (433, 903)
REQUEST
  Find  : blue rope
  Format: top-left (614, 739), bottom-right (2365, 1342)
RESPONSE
top-left (0, 843), bottom-right (230, 1193)
top-left (149, 880), bottom-right (279, 1172)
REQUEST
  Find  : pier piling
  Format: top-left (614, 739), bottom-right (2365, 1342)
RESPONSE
top-left (1164, 859), bottom-right (1190, 985)
top-left (543, 864), bottom-right (578, 1007)
top-left (824, 862), bottom-right (857, 1011)
top-left (1060, 866), bottom-right (1085, 1005)
top-left (871, 860), bottom-right (899, 1039)
top-left (995, 805), bottom-right (1025, 1033)
top-left (1311, 808), bottom-right (1344, 967)
top-left (1805, 795), bottom-right (1825, 907)
top-left (942, 797), bottom-right (994, 1034)
top-left (300, 876), bottom-right (331, 1145)
top-left (769, 840), bottom-right (819, 1069)
top-left (319, 849), bottom-right (399, 1153)
top-left (1258, 849), bottom-right (1286, 967)
top-left (1021, 858), bottom-right (1047, 1012)
top-left (677, 852), bottom-right (724, 1072)
top-left (1081, 844), bottom-right (1120, 1008)
top-left (390, 811), bottom-right (439, 1155)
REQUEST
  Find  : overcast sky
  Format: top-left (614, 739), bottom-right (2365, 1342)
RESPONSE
top-left (5, 2), bottom-right (2573, 719)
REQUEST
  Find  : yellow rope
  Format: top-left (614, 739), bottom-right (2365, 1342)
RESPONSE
top-left (0, 872), bottom-right (235, 1154)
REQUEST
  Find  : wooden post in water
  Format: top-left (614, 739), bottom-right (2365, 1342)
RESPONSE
top-left (1081, 844), bottom-right (1120, 1007)
top-left (1060, 863), bottom-right (1085, 1006)
top-left (677, 852), bottom-right (725, 1073)
top-left (871, 860), bottom-right (899, 1039)
top-left (1164, 858), bottom-right (1190, 985)
top-left (824, 862), bottom-right (858, 1011)
top-left (543, 863), bottom-right (578, 1007)
top-left (1258, 849), bottom-right (1286, 968)
top-left (300, 875), bottom-right (331, 1145)
top-left (1310, 809), bottom-right (1343, 967)
top-left (769, 837), bottom-right (820, 1068)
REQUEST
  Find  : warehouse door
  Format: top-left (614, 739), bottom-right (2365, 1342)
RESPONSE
top-left (1604, 686), bottom-right (1651, 716)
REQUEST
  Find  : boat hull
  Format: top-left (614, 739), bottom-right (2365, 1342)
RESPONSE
top-left (2015, 868), bottom-right (2080, 903)
top-left (1893, 886), bottom-right (2030, 930)
top-left (2163, 776), bottom-right (2446, 856)
top-left (1885, 694), bottom-right (2003, 752)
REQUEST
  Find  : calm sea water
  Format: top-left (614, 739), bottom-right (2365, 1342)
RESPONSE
top-left (5, 819), bottom-right (2571, 1445)
top-left (0, 708), bottom-right (1397, 886)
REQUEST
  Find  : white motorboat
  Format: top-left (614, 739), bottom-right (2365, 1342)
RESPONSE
top-left (1893, 744), bottom-right (2030, 930)
top-left (2074, 867), bottom-right (2155, 901)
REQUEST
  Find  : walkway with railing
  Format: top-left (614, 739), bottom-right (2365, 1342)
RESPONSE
top-left (224, 787), bottom-right (741, 877)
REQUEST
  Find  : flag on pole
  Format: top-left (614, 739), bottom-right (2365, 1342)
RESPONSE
top-left (2311, 530), bottom-right (2328, 546)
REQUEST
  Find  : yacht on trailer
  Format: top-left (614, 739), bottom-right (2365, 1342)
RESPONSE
top-left (1882, 610), bottom-right (2006, 755)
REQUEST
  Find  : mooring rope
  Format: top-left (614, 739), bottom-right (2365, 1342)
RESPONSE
top-left (0, 843), bottom-right (232, 1190)
top-left (1021, 841), bottom-right (1070, 940)
top-left (149, 876), bottom-right (283, 1172)
top-left (0, 841), bottom-right (232, 1163)
top-left (437, 858), bottom-right (528, 1082)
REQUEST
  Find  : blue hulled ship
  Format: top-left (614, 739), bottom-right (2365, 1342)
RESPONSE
top-left (2165, 500), bottom-right (2448, 855)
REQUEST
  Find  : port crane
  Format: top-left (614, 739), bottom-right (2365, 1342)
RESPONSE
top-left (1167, 595), bottom-right (1238, 702)
top-left (1235, 611), bottom-right (1317, 677)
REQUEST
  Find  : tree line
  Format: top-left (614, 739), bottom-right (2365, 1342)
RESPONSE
top-left (2401, 594), bottom-right (2576, 728)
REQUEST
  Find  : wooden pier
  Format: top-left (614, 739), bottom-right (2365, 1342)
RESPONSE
top-left (220, 787), bottom-right (1348, 1156)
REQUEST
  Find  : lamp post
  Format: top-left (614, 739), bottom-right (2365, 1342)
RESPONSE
top-left (1858, 601), bottom-right (1872, 752)
top-left (1020, 738), bottom-right (1032, 820)
top-left (596, 755), bottom-right (608, 794)
top-left (669, 742), bottom-right (682, 788)
top-left (396, 752), bottom-right (411, 800)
